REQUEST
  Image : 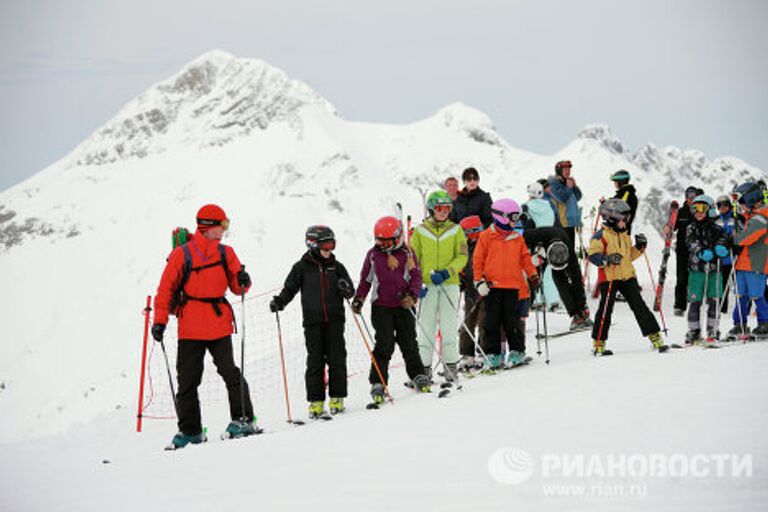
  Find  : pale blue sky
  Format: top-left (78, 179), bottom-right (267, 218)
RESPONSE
top-left (1, 0), bottom-right (766, 190)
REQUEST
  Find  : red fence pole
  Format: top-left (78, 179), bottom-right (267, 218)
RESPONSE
top-left (136, 295), bottom-right (152, 432)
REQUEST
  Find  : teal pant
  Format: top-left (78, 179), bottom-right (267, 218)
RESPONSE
top-left (687, 271), bottom-right (723, 302)
top-left (417, 283), bottom-right (460, 366)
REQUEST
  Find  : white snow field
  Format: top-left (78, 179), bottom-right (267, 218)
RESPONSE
top-left (1, 51), bottom-right (766, 511)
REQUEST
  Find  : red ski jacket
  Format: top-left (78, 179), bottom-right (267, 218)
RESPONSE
top-left (154, 230), bottom-right (249, 340)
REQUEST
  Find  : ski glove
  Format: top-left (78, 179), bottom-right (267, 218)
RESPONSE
top-left (430, 269), bottom-right (451, 285)
top-left (351, 297), bottom-right (364, 314)
top-left (699, 249), bottom-right (714, 262)
top-left (151, 323), bottom-right (166, 342)
top-left (529, 273), bottom-right (541, 288)
top-left (714, 244), bottom-right (728, 258)
top-left (338, 278), bottom-right (355, 299)
top-left (269, 296), bottom-right (285, 313)
top-left (606, 253), bottom-right (623, 265)
top-left (634, 233), bottom-right (647, 251)
top-left (475, 280), bottom-right (491, 297)
top-left (419, 286), bottom-right (428, 299)
top-left (237, 269), bottom-right (251, 289)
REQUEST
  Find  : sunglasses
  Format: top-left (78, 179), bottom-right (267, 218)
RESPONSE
top-left (491, 209), bottom-right (520, 223)
top-left (464, 176), bottom-right (479, 182)
top-left (691, 203), bottom-right (709, 213)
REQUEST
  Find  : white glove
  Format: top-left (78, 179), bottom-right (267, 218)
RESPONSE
top-left (475, 280), bottom-right (491, 297)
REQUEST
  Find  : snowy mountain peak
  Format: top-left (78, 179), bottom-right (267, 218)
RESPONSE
top-left (576, 123), bottom-right (625, 155)
top-left (65, 51), bottom-right (337, 168)
top-left (432, 102), bottom-right (502, 146)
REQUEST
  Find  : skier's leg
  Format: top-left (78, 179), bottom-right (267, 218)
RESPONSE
top-left (439, 284), bottom-right (461, 364)
top-left (176, 339), bottom-right (207, 435)
top-left (303, 325), bottom-right (326, 402)
top-left (621, 278), bottom-right (660, 336)
top-left (483, 289), bottom-right (504, 355)
top-left (325, 321), bottom-right (348, 399)
top-left (370, 305), bottom-right (397, 385)
top-left (416, 285), bottom-right (440, 367)
top-left (393, 307), bottom-right (426, 380)
top-left (591, 280), bottom-right (618, 341)
top-left (208, 335), bottom-right (254, 422)
top-left (459, 290), bottom-right (478, 356)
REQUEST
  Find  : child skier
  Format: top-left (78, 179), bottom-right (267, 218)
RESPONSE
top-left (588, 199), bottom-right (668, 355)
top-left (410, 190), bottom-right (468, 382)
top-left (715, 195), bottom-right (737, 313)
top-left (684, 195), bottom-right (728, 344)
top-left (352, 216), bottom-right (431, 403)
top-left (472, 198), bottom-right (539, 370)
top-left (269, 226), bottom-right (355, 419)
top-left (728, 182), bottom-right (768, 340)
top-left (523, 182), bottom-right (562, 311)
top-left (457, 215), bottom-right (486, 371)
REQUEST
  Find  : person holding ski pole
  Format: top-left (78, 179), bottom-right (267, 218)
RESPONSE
top-left (472, 199), bottom-right (540, 370)
top-left (411, 190), bottom-right (468, 383)
top-left (727, 182), bottom-right (768, 340)
top-left (522, 181), bottom-right (563, 312)
top-left (588, 199), bottom-right (668, 355)
top-left (683, 195), bottom-right (728, 344)
top-left (715, 195), bottom-right (737, 313)
top-left (664, 186), bottom-right (704, 316)
top-left (152, 204), bottom-right (256, 449)
top-left (351, 216), bottom-right (431, 404)
top-left (269, 226), bottom-right (355, 419)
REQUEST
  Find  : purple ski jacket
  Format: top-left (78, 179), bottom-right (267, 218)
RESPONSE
top-left (355, 246), bottom-right (422, 308)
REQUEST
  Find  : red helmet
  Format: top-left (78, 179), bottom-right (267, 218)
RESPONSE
top-left (459, 215), bottom-right (483, 241)
top-left (374, 216), bottom-right (403, 250)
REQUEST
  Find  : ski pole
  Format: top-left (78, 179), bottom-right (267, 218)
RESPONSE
top-left (533, 289), bottom-right (542, 356)
top-left (238, 292), bottom-right (248, 423)
top-left (712, 259), bottom-right (723, 339)
top-left (582, 211), bottom-right (601, 285)
top-left (346, 299), bottom-right (394, 404)
top-left (275, 311), bottom-right (304, 425)
top-left (642, 251), bottom-right (668, 336)
top-left (536, 275), bottom-right (551, 365)
top-left (158, 338), bottom-right (180, 419)
top-left (436, 283), bottom-right (487, 359)
top-left (408, 306), bottom-right (462, 390)
top-left (729, 249), bottom-right (749, 340)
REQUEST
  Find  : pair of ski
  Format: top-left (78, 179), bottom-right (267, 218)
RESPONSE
top-left (365, 381), bottom-right (451, 410)
top-left (535, 324), bottom-right (593, 339)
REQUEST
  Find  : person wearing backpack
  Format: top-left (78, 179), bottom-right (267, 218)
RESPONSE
top-left (152, 204), bottom-right (256, 449)
top-left (269, 225), bottom-right (355, 419)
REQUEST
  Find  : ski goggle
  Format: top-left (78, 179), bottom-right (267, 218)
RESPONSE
top-left (319, 240), bottom-right (336, 251)
top-left (492, 209), bottom-right (520, 223)
top-left (685, 189), bottom-right (700, 199)
top-left (691, 203), bottom-right (710, 213)
top-left (462, 225), bottom-right (483, 237)
top-left (375, 237), bottom-right (399, 249)
top-left (198, 218), bottom-right (230, 231)
top-left (716, 201), bottom-right (731, 209)
top-left (433, 205), bottom-right (452, 214)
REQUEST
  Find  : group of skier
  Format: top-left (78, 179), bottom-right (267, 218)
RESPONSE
top-left (149, 163), bottom-right (768, 449)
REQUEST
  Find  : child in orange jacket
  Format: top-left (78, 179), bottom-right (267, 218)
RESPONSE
top-left (473, 199), bottom-right (539, 370)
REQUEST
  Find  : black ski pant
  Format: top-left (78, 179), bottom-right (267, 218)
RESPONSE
top-left (483, 288), bottom-right (524, 354)
top-left (551, 254), bottom-right (588, 317)
top-left (591, 278), bottom-right (660, 341)
top-left (674, 246), bottom-right (689, 311)
top-left (459, 290), bottom-right (486, 356)
top-left (369, 305), bottom-right (425, 384)
top-left (304, 321), bottom-right (347, 402)
top-left (176, 336), bottom-right (253, 436)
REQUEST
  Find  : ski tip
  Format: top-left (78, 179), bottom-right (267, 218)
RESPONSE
top-left (438, 389), bottom-right (450, 398)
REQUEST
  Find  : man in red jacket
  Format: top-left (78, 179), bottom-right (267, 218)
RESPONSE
top-left (152, 204), bottom-right (256, 449)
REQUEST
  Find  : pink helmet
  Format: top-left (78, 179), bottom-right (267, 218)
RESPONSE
top-left (491, 198), bottom-right (521, 226)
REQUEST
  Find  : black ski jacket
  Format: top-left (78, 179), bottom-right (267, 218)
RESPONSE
top-left (613, 184), bottom-right (638, 229)
top-left (685, 218), bottom-right (728, 272)
top-left (275, 251), bottom-right (353, 327)
top-left (450, 187), bottom-right (494, 227)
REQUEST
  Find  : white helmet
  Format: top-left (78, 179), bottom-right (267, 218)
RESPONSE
top-left (527, 182), bottom-right (543, 199)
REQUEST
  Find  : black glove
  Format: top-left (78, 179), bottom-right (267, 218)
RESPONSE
top-left (634, 234), bottom-right (647, 251)
top-left (606, 253), bottom-right (623, 265)
top-left (151, 323), bottom-right (166, 342)
top-left (529, 273), bottom-right (541, 289)
top-left (351, 297), bottom-right (364, 314)
top-left (269, 296), bottom-right (284, 313)
top-left (338, 278), bottom-right (354, 299)
top-left (237, 268), bottom-right (251, 289)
